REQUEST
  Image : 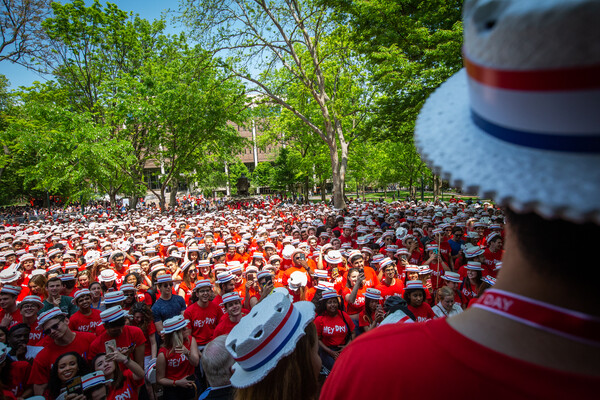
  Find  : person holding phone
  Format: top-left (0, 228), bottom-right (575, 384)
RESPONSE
top-left (156, 315), bottom-right (199, 400)
top-left (48, 352), bottom-right (89, 399)
top-left (343, 268), bottom-right (366, 332)
top-left (92, 348), bottom-right (145, 400)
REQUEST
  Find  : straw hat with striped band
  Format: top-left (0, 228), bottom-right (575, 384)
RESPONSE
top-left (161, 314), bottom-right (189, 335)
top-left (100, 305), bottom-right (127, 323)
top-left (225, 290), bottom-right (315, 388)
top-left (364, 288), bottom-right (383, 301)
top-left (0, 285), bottom-right (21, 297)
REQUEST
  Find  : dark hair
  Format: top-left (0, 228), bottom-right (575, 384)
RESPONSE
top-left (403, 288), bottom-right (426, 306)
top-left (89, 281), bottom-right (101, 292)
top-left (129, 302), bottom-right (154, 332)
top-left (0, 354), bottom-right (12, 385)
top-left (346, 267), bottom-right (360, 289)
top-left (164, 256), bottom-right (178, 265)
top-left (48, 352), bottom-right (89, 398)
top-left (0, 327), bottom-right (8, 343)
top-left (46, 276), bottom-right (62, 287)
top-left (92, 352), bottom-right (124, 391)
top-left (504, 207), bottom-right (600, 284)
top-left (124, 272), bottom-right (141, 286)
top-left (316, 295), bottom-right (342, 315)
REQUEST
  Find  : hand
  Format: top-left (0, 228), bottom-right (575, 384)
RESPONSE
top-left (357, 273), bottom-right (366, 284)
top-left (52, 297), bottom-right (61, 307)
top-left (330, 350), bottom-right (341, 360)
top-left (0, 314), bottom-right (12, 328)
top-left (175, 379), bottom-right (195, 388)
top-left (65, 394), bottom-right (86, 400)
top-left (260, 281), bottom-right (274, 297)
top-left (245, 280), bottom-right (253, 292)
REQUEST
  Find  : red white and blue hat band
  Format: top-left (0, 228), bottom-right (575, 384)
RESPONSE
top-left (465, 55), bottom-right (600, 153)
top-left (233, 304), bottom-right (301, 372)
top-left (162, 318), bottom-right (189, 333)
top-left (222, 292), bottom-right (242, 304)
top-left (321, 290), bottom-right (339, 300)
top-left (82, 372), bottom-right (105, 390)
top-left (195, 279), bottom-right (212, 289)
top-left (157, 274), bottom-right (173, 283)
top-left (101, 306), bottom-right (126, 322)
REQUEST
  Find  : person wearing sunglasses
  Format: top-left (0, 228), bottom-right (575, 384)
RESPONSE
top-left (151, 274), bottom-right (187, 334)
top-left (27, 307), bottom-right (96, 396)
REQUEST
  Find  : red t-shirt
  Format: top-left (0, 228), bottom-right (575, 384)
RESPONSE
top-left (212, 314), bottom-right (244, 339)
top-left (88, 325), bottom-right (146, 361)
top-left (27, 324), bottom-right (44, 346)
top-left (407, 303), bottom-right (436, 323)
top-left (7, 360), bottom-right (30, 398)
top-left (68, 309), bottom-right (102, 333)
top-left (376, 279), bottom-right (404, 302)
top-left (184, 302), bottom-right (224, 345)
top-left (314, 311), bottom-right (352, 347)
top-left (159, 339), bottom-right (195, 380)
top-left (28, 331), bottom-right (96, 385)
top-left (343, 286), bottom-right (366, 315)
top-left (320, 319), bottom-right (600, 399)
top-left (107, 369), bottom-right (143, 400)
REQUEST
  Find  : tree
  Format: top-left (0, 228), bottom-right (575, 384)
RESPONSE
top-left (251, 161), bottom-right (274, 190)
top-left (180, 0), bottom-right (377, 209)
top-left (0, 0), bottom-right (51, 67)
top-left (324, 0), bottom-right (463, 143)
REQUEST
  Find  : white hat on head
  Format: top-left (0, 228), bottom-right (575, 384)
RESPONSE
top-left (225, 290), bottom-right (315, 388)
top-left (161, 314), bottom-right (189, 335)
top-left (415, 0), bottom-right (600, 223)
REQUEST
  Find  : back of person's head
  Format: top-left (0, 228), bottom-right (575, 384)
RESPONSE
top-left (226, 289), bottom-right (319, 400)
top-left (202, 335), bottom-right (234, 387)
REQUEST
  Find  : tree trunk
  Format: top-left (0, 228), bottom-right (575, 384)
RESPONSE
top-left (130, 196), bottom-right (139, 209)
top-left (169, 185), bottom-right (177, 208)
top-left (320, 177), bottom-right (326, 202)
top-left (109, 192), bottom-right (117, 210)
top-left (159, 187), bottom-right (167, 212)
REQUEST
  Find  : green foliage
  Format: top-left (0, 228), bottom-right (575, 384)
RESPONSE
top-left (251, 162), bottom-right (274, 188)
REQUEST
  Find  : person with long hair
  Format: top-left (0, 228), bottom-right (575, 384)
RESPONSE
top-left (343, 267), bottom-right (366, 331)
top-left (432, 286), bottom-right (464, 319)
top-left (177, 262), bottom-right (198, 304)
top-left (128, 302), bottom-right (158, 365)
top-left (89, 281), bottom-right (103, 310)
top-left (47, 351), bottom-right (89, 399)
top-left (76, 270), bottom-right (91, 289)
top-left (225, 289), bottom-right (319, 400)
top-left (314, 290), bottom-right (353, 375)
top-left (358, 288), bottom-right (385, 334)
top-left (459, 262), bottom-right (483, 308)
top-left (156, 315), bottom-right (200, 400)
top-left (93, 348), bottom-right (146, 400)
top-left (403, 281), bottom-right (435, 323)
top-left (28, 274), bottom-right (47, 300)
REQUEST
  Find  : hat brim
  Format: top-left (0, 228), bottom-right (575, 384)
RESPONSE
top-left (415, 69), bottom-right (600, 224)
top-left (229, 301), bottom-right (315, 389)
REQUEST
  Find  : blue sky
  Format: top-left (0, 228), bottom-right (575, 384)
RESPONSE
top-left (3, 0), bottom-right (184, 90)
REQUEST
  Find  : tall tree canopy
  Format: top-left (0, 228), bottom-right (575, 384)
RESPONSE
top-left (180, 0), bottom-right (378, 209)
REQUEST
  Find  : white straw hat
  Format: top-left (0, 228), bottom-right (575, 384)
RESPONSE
top-left (415, 0), bottom-right (600, 223)
top-left (225, 290), bottom-right (315, 388)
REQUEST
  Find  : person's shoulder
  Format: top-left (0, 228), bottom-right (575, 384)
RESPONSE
top-left (77, 330), bottom-right (97, 342)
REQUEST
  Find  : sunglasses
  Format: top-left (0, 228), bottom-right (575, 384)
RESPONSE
top-left (43, 320), bottom-right (63, 335)
top-left (161, 282), bottom-right (173, 287)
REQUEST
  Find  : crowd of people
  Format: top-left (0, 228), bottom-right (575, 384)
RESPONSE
top-left (0, 195), bottom-right (503, 399)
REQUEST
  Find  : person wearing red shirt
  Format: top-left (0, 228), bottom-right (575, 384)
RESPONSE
top-left (282, 249), bottom-right (313, 287)
top-left (15, 295), bottom-right (43, 345)
top-left (0, 285), bottom-right (22, 330)
top-left (459, 262), bottom-right (483, 308)
top-left (156, 315), bottom-right (200, 400)
top-left (403, 281), bottom-right (435, 323)
top-left (212, 292), bottom-right (245, 339)
top-left (358, 288), bottom-right (385, 334)
top-left (29, 307), bottom-right (96, 395)
top-left (314, 290), bottom-right (352, 375)
top-left (483, 233), bottom-right (503, 277)
top-left (93, 350), bottom-right (146, 400)
top-left (88, 306), bottom-right (146, 370)
top-left (342, 268), bottom-right (366, 331)
top-left (184, 280), bottom-right (224, 346)
top-left (213, 271), bottom-right (236, 314)
top-left (376, 258), bottom-right (404, 298)
top-left (68, 289), bottom-right (102, 333)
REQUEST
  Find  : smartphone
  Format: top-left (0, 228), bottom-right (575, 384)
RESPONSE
top-left (66, 376), bottom-right (83, 395)
top-left (297, 253), bottom-right (306, 261)
top-left (105, 339), bottom-right (117, 354)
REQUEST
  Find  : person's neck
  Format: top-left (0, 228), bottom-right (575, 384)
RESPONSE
top-left (384, 276), bottom-right (394, 285)
top-left (4, 304), bottom-right (16, 313)
top-left (161, 294), bottom-right (172, 301)
top-left (49, 293), bottom-right (61, 301)
top-left (198, 300), bottom-right (209, 308)
top-left (230, 313), bottom-right (243, 323)
top-left (24, 315), bottom-right (36, 324)
top-left (80, 307), bottom-right (91, 316)
top-left (55, 329), bottom-right (76, 346)
top-left (448, 225), bottom-right (600, 375)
